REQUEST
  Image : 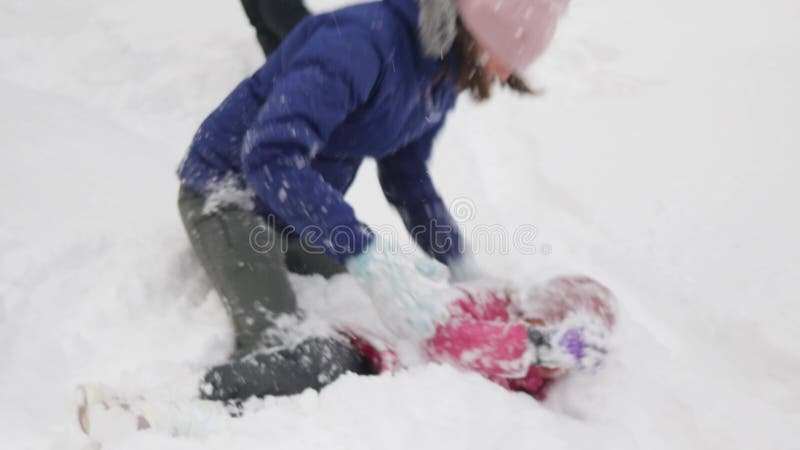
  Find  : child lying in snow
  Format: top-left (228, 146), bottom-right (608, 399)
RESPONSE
top-left (77, 275), bottom-right (616, 437)
top-left (347, 274), bottom-right (617, 399)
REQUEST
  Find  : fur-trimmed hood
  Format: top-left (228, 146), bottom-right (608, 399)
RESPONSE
top-left (385, 0), bottom-right (459, 59)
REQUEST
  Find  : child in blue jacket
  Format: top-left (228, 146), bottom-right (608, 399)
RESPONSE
top-left (177, 0), bottom-right (566, 401)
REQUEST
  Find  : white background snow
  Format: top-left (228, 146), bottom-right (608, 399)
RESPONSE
top-left (1, 0), bottom-right (798, 448)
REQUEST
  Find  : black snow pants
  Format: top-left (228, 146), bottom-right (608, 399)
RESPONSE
top-left (240, 0), bottom-right (309, 56)
top-left (178, 186), bottom-right (372, 401)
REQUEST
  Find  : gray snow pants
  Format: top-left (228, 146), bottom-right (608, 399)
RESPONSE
top-left (178, 186), bottom-right (371, 401)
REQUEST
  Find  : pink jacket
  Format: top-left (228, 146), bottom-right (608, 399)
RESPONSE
top-left (347, 276), bottom-right (617, 399)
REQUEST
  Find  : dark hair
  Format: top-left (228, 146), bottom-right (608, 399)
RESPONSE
top-left (450, 21), bottom-right (538, 101)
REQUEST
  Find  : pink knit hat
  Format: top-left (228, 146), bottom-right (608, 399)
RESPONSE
top-left (456, 0), bottom-right (569, 71)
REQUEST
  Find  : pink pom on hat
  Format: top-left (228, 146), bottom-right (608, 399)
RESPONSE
top-left (456, 0), bottom-right (569, 71)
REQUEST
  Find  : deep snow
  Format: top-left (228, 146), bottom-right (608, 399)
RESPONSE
top-left (1, 0), bottom-right (799, 449)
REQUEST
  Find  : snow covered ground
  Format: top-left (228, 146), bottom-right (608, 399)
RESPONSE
top-left (1, 0), bottom-right (799, 448)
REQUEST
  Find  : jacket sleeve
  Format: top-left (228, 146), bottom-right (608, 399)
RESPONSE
top-left (377, 123), bottom-right (466, 264)
top-left (241, 26), bottom-right (380, 263)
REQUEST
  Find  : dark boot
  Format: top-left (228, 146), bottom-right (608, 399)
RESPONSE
top-left (200, 337), bottom-right (372, 401)
top-left (178, 186), bottom-right (371, 401)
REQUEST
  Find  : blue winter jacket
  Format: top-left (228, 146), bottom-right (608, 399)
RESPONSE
top-left (178, 0), bottom-right (465, 264)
